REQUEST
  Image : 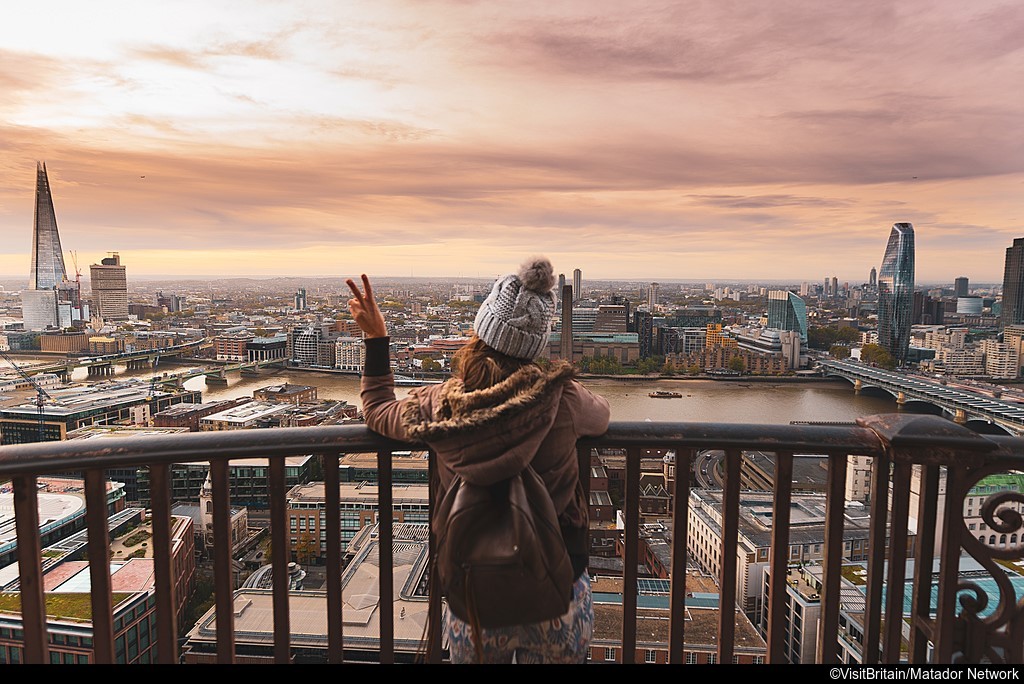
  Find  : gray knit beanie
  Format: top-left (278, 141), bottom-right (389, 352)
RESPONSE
top-left (473, 256), bottom-right (557, 360)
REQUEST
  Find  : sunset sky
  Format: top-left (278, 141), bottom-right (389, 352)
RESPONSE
top-left (1, 1), bottom-right (1021, 284)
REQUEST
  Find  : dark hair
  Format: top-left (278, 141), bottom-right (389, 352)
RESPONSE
top-left (451, 335), bottom-right (532, 391)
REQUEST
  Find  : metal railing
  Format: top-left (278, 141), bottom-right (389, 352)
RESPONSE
top-left (0, 412), bottom-right (1021, 664)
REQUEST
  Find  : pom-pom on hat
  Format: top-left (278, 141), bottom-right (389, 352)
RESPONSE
top-left (473, 256), bottom-right (557, 360)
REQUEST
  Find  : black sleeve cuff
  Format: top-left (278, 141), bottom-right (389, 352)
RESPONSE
top-left (363, 336), bottom-right (392, 376)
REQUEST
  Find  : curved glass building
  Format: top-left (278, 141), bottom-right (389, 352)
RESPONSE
top-left (767, 290), bottom-right (808, 342)
top-left (877, 222), bottom-right (915, 366)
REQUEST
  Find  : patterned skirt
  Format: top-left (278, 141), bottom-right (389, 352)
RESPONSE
top-left (445, 571), bottom-right (593, 664)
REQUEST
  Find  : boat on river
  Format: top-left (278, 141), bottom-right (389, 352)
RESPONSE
top-left (649, 390), bottom-right (683, 398)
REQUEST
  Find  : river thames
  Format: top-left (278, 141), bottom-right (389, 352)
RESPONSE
top-left (4, 359), bottom-right (902, 425)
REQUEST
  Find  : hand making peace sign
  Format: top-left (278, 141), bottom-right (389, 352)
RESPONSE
top-left (346, 274), bottom-right (388, 339)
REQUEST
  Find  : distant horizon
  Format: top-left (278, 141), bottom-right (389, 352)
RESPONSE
top-left (1, 3), bottom-right (1021, 282)
top-left (0, 273), bottom-right (1001, 289)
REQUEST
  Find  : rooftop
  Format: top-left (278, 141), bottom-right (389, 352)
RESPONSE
top-left (200, 401), bottom-right (291, 424)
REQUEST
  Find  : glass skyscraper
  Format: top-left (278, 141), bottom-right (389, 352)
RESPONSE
top-left (767, 290), bottom-right (808, 342)
top-left (877, 222), bottom-right (915, 366)
top-left (23, 162), bottom-right (72, 331)
top-left (29, 162), bottom-right (67, 290)
top-left (1001, 238), bottom-right (1024, 330)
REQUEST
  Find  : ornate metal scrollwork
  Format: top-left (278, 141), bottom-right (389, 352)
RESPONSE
top-left (952, 470), bottom-right (1024, 664)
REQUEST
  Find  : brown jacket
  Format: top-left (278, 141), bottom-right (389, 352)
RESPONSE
top-left (360, 361), bottom-right (611, 555)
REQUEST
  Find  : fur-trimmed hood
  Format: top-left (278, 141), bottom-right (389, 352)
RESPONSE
top-left (399, 361), bottom-right (577, 485)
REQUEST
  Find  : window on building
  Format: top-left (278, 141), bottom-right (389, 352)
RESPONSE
top-left (645, 649), bottom-right (657, 663)
top-left (686, 652), bottom-right (697, 665)
top-left (605, 647), bottom-right (615, 662)
top-left (707, 653), bottom-right (717, 664)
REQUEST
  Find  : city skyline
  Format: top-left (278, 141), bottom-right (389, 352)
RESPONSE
top-left (1, 2), bottom-right (1021, 282)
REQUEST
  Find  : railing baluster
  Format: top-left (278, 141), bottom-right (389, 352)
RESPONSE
top-left (426, 448), bottom-right (443, 664)
top-left (766, 451), bottom-right (793, 664)
top-left (149, 463), bottom-right (178, 665)
top-left (863, 451), bottom-right (890, 664)
top-left (718, 448), bottom-right (741, 665)
top-left (268, 456), bottom-right (290, 663)
top-left (323, 451), bottom-right (344, 663)
top-left (376, 449), bottom-right (394, 664)
top-left (668, 447), bottom-right (692, 664)
top-left (0, 417), bottom-right (1014, 666)
top-left (621, 446), bottom-right (641, 664)
top-left (934, 463), bottom-right (966, 663)
top-left (909, 463), bottom-right (940, 662)
top-left (818, 453), bottom-right (847, 664)
top-left (883, 461), bottom-right (912, 662)
top-left (210, 459), bottom-right (235, 664)
top-left (85, 467), bottom-right (115, 664)
top-left (12, 475), bottom-right (47, 664)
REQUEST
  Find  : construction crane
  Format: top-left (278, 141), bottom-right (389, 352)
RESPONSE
top-left (68, 250), bottom-right (84, 319)
top-left (0, 348), bottom-right (55, 442)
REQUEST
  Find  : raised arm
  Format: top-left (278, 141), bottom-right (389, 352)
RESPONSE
top-left (346, 274), bottom-right (388, 339)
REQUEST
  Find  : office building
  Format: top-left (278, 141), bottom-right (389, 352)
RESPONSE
top-left (287, 481), bottom-right (429, 560)
top-left (153, 399), bottom-right (251, 431)
top-left (869, 267), bottom-right (877, 288)
top-left (182, 522), bottom-right (436, 663)
top-left (294, 288), bottom-right (307, 310)
top-left (687, 489), bottom-right (915, 620)
top-left (877, 223), bottom-right (915, 366)
top-left (246, 334), bottom-right (288, 362)
top-left (954, 277), bottom-right (969, 298)
top-left (547, 332), bottom-right (640, 365)
top-left (573, 268), bottom-right (582, 303)
top-left (213, 331), bottom-right (254, 361)
top-left (90, 253), bottom-right (129, 320)
top-left (0, 475), bottom-right (128, 568)
top-left (981, 339), bottom-right (1019, 379)
top-left (0, 381), bottom-right (201, 445)
top-left (767, 290), bottom-right (808, 342)
top-left (0, 509), bottom-right (195, 664)
top-left (648, 282), bottom-right (660, 308)
top-left (594, 304), bottom-right (629, 333)
top-left (957, 297), bottom-right (983, 315)
top-left (23, 162), bottom-right (76, 330)
top-left (335, 336), bottom-right (365, 372)
top-left (1001, 238), bottom-right (1024, 329)
top-left (252, 383), bottom-right (317, 404)
top-left (634, 309), bottom-right (654, 359)
top-left (733, 327), bottom-right (807, 370)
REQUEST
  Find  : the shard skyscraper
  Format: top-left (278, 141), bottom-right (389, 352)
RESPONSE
top-left (877, 222), bottom-right (915, 367)
top-left (22, 162), bottom-right (72, 330)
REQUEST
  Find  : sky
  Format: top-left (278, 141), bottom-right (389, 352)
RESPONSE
top-left (0, 1), bottom-right (1021, 284)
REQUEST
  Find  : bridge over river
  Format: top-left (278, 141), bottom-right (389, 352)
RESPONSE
top-left (818, 358), bottom-right (1024, 435)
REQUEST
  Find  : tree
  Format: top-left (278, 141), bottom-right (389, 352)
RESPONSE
top-left (419, 358), bottom-right (442, 372)
top-left (728, 356), bottom-right (746, 373)
top-left (860, 343), bottom-right (895, 369)
top-left (829, 344), bottom-right (851, 359)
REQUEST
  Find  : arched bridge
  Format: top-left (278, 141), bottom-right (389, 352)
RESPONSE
top-left (818, 358), bottom-right (1024, 436)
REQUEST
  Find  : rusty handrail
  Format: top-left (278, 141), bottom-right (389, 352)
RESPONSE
top-left (2, 413), bottom-right (1023, 665)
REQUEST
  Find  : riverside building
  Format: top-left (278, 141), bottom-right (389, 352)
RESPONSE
top-left (877, 223), bottom-right (916, 366)
top-left (0, 381), bottom-right (201, 445)
top-left (89, 253), bottom-right (129, 321)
